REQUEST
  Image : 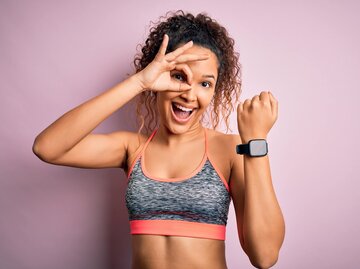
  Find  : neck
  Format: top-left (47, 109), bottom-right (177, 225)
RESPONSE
top-left (154, 123), bottom-right (205, 148)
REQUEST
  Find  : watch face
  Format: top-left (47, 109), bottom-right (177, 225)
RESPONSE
top-left (249, 140), bottom-right (268, 156)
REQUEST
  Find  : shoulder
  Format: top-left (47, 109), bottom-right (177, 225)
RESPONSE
top-left (206, 127), bottom-right (241, 143)
top-left (206, 128), bottom-right (242, 165)
top-left (112, 130), bottom-right (153, 172)
top-left (110, 129), bottom-right (150, 146)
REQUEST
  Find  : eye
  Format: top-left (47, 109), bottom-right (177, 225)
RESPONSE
top-left (201, 81), bottom-right (212, 88)
top-left (172, 73), bottom-right (186, 81)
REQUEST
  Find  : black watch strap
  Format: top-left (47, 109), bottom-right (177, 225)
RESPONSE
top-left (236, 144), bottom-right (249, 155)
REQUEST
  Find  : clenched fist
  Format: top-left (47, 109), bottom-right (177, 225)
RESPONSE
top-left (237, 91), bottom-right (278, 143)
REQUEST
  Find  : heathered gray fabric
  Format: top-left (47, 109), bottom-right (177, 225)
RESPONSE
top-left (126, 157), bottom-right (231, 225)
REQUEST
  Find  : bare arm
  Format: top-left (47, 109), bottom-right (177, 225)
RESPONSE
top-left (230, 135), bottom-right (285, 269)
top-left (32, 75), bottom-right (144, 168)
top-left (242, 153), bottom-right (285, 268)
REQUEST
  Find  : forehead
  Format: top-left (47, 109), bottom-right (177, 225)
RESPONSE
top-left (181, 45), bottom-right (219, 78)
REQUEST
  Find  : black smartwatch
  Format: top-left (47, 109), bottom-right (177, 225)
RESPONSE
top-left (236, 139), bottom-right (268, 157)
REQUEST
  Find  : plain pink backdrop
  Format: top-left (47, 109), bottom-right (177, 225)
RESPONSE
top-left (1, 1), bottom-right (359, 268)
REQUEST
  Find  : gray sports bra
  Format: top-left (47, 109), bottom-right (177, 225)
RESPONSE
top-left (125, 127), bottom-right (231, 240)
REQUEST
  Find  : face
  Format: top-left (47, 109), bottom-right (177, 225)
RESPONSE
top-left (156, 45), bottom-right (219, 134)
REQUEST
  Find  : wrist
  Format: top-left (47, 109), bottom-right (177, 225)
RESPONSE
top-left (130, 72), bottom-right (147, 93)
top-left (240, 135), bottom-right (267, 144)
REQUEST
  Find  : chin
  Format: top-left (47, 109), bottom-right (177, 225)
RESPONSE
top-left (166, 115), bottom-right (203, 135)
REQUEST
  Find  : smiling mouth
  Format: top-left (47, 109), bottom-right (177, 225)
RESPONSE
top-left (171, 102), bottom-right (196, 122)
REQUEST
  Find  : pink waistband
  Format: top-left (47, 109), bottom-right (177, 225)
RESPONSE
top-left (130, 219), bottom-right (226, 241)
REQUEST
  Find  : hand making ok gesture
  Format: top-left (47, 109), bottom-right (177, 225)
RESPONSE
top-left (135, 34), bottom-right (209, 92)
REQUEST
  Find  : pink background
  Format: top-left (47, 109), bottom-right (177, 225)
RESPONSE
top-left (1, 1), bottom-right (359, 268)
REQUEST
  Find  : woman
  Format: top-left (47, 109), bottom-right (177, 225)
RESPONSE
top-left (33, 10), bottom-right (285, 269)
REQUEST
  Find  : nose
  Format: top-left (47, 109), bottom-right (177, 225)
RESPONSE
top-left (180, 84), bottom-right (197, 102)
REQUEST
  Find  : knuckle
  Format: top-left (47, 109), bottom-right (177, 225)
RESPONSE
top-left (251, 101), bottom-right (259, 108)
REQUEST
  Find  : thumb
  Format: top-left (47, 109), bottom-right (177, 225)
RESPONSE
top-left (167, 81), bottom-right (191, 92)
top-left (237, 102), bottom-right (243, 113)
top-left (178, 82), bottom-right (192, 91)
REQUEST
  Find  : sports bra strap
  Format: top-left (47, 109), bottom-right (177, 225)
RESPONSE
top-left (141, 127), bottom-right (208, 156)
top-left (204, 127), bottom-right (208, 156)
top-left (140, 128), bottom-right (157, 155)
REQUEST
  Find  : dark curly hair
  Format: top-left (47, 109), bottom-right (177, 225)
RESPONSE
top-left (133, 10), bottom-right (242, 135)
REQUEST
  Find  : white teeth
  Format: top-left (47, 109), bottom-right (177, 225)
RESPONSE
top-left (174, 103), bottom-right (193, 112)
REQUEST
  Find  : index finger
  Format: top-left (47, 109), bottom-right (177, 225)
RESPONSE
top-left (157, 34), bottom-right (169, 57)
top-left (174, 53), bottom-right (209, 64)
top-left (259, 91), bottom-right (270, 103)
top-left (268, 91), bottom-right (278, 115)
top-left (165, 40), bottom-right (194, 61)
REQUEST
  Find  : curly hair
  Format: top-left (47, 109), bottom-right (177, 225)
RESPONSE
top-left (133, 10), bottom-right (242, 135)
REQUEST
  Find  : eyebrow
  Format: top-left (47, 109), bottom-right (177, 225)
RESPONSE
top-left (202, 75), bottom-right (216, 81)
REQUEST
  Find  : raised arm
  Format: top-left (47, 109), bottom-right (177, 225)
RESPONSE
top-left (230, 91), bottom-right (285, 268)
top-left (32, 34), bottom-right (208, 169)
top-left (32, 75), bottom-right (145, 168)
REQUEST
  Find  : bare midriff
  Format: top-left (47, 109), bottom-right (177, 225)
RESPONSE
top-left (130, 234), bottom-right (228, 269)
